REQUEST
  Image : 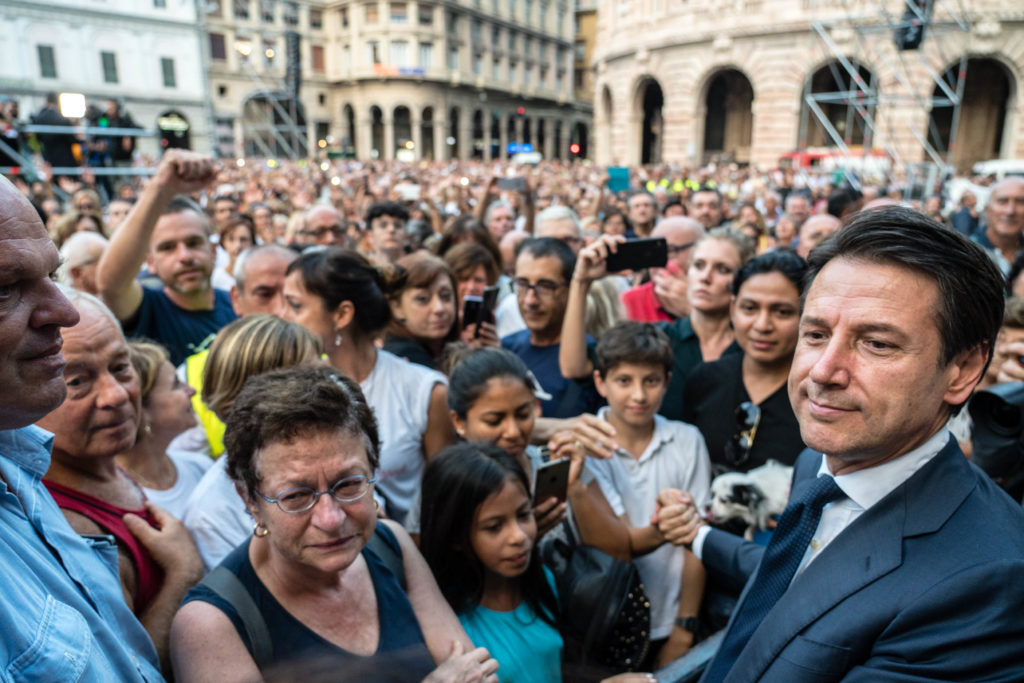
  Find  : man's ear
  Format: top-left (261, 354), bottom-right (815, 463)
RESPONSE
top-left (593, 369), bottom-right (608, 398)
top-left (944, 342), bottom-right (990, 407)
top-left (229, 285), bottom-right (243, 316)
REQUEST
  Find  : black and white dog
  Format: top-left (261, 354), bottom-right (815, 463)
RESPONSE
top-left (706, 460), bottom-right (793, 540)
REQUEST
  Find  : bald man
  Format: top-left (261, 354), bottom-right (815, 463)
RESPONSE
top-left (622, 217), bottom-right (706, 322)
top-left (796, 214), bottom-right (841, 259)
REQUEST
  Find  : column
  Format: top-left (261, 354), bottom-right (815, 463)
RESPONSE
top-left (383, 115), bottom-right (395, 160)
top-left (514, 116), bottom-right (524, 152)
top-left (542, 116), bottom-right (554, 159)
top-left (561, 118), bottom-right (572, 159)
top-left (435, 115), bottom-right (448, 160)
top-left (458, 118), bottom-right (473, 161)
top-left (498, 112), bottom-right (508, 159)
top-left (411, 109), bottom-right (423, 161)
top-left (358, 115), bottom-right (373, 160)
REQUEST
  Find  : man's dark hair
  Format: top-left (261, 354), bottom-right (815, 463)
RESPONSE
top-left (692, 186), bottom-right (722, 202)
top-left (662, 198), bottom-right (685, 215)
top-left (805, 205), bottom-right (1004, 376)
top-left (594, 321), bottom-right (674, 379)
top-left (516, 236), bottom-right (576, 284)
top-left (826, 187), bottom-right (863, 218)
top-left (365, 201), bottom-right (409, 225)
top-left (213, 194), bottom-right (237, 206)
top-left (45, 92), bottom-right (58, 106)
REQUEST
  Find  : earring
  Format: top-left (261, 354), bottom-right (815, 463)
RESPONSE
top-left (253, 522), bottom-right (269, 538)
top-left (334, 331), bottom-right (343, 347)
top-left (456, 428), bottom-right (465, 437)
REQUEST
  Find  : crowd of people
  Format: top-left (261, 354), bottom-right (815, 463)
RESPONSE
top-left (1, 146), bottom-right (1023, 683)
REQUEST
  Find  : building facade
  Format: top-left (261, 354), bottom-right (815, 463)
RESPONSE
top-left (206, 0), bottom-right (591, 160)
top-left (0, 0), bottom-right (211, 157)
top-left (593, 0), bottom-right (1024, 172)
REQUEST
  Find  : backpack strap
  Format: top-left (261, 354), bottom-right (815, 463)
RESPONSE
top-left (366, 522), bottom-right (407, 592)
top-left (199, 566), bottom-right (274, 670)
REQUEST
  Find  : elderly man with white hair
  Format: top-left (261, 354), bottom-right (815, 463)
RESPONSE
top-left (59, 229), bottom-right (109, 295)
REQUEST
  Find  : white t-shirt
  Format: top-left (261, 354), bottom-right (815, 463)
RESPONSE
top-left (361, 349), bottom-right (446, 526)
top-left (182, 456), bottom-right (252, 571)
top-left (142, 449), bottom-right (213, 520)
top-left (584, 410), bottom-right (713, 639)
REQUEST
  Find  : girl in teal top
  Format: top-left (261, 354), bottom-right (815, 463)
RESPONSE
top-left (420, 442), bottom-right (563, 683)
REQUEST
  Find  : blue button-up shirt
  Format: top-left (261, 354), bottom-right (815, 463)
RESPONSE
top-left (0, 426), bottom-right (163, 681)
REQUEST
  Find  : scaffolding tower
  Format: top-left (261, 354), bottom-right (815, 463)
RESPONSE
top-left (799, 0), bottom-right (972, 196)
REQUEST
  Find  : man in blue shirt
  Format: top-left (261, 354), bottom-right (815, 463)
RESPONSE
top-left (502, 237), bottom-right (597, 418)
top-left (96, 150), bottom-right (236, 365)
top-left (0, 176), bottom-right (165, 680)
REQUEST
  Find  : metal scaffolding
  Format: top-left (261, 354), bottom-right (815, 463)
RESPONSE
top-left (799, 0), bottom-right (972, 195)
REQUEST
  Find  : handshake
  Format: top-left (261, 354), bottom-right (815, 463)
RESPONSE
top-left (651, 489), bottom-right (705, 547)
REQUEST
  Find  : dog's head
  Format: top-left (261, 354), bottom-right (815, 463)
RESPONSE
top-left (708, 474), bottom-right (768, 533)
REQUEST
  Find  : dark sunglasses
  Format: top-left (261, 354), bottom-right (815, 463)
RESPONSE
top-left (724, 401), bottom-right (761, 468)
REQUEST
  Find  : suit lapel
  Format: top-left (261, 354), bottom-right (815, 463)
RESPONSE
top-left (723, 439), bottom-right (976, 681)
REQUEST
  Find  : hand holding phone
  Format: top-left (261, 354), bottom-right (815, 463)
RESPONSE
top-left (533, 458), bottom-right (571, 505)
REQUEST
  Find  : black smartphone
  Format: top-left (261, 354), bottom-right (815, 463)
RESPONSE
top-left (533, 458), bottom-right (571, 504)
top-left (604, 237), bottom-right (668, 273)
top-left (497, 176), bottom-right (528, 192)
top-left (461, 286), bottom-right (499, 336)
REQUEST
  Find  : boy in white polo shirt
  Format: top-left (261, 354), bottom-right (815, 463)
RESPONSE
top-left (574, 321), bottom-right (712, 668)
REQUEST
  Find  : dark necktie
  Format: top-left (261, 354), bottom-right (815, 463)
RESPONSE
top-left (703, 474), bottom-right (846, 683)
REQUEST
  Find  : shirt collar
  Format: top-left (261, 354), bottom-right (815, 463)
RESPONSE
top-left (0, 425), bottom-right (54, 478)
top-left (816, 428), bottom-right (949, 512)
top-left (597, 407), bottom-right (673, 462)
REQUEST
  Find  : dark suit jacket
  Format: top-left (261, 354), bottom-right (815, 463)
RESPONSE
top-left (33, 106), bottom-right (77, 167)
top-left (700, 438), bottom-right (1024, 682)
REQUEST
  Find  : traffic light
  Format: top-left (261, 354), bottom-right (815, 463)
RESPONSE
top-left (570, 143), bottom-right (581, 155)
top-left (516, 106), bottom-right (525, 116)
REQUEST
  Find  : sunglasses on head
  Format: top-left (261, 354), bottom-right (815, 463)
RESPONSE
top-left (724, 401), bottom-right (761, 469)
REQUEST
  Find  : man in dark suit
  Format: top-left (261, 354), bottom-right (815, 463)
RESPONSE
top-left (32, 92), bottom-right (77, 170)
top-left (657, 206), bottom-right (1024, 681)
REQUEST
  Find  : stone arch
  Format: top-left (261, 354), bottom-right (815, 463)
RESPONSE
top-left (927, 56), bottom-right (1016, 171)
top-left (633, 75), bottom-right (664, 164)
top-left (394, 105), bottom-right (412, 157)
top-left (798, 58), bottom-right (877, 148)
top-left (472, 108), bottom-right (485, 159)
top-left (448, 106), bottom-right (461, 159)
top-left (698, 67), bottom-right (755, 164)
top-left (572, 121), bottom-right (588, 158)
top-left (369, 105), bottom-right (384, 159)
top-left (421, 106), bottom-right (435, 160)
top-left (341, 104), bottom-right (356, 157)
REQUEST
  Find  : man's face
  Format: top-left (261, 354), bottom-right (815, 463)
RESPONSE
top-left (797, 215), bottom-right (840, 259)
top-left (789, 258), bottom-right (979, 473)
top-left (146, 211), bottom-right (215, 298)
top-left (688, 191), bottom-right (722, 229)
top-left (985, 179), bottom-right (1024, 240)
top-left (369, 213), bottom-right (407, 256)
top-left (296, 209), bottom-right (344, 247)
top-left (536, 219), bottom-right (582, 254)
top-left (488, 206), bottom-right (515, 242)
top-left (628, 195), bottom-right (656, 226)
top-left (252, 207), bottom-right (274, 243)
top-left (0, 184), bottom-right (80, 428)
top-left (213, 199), bottom-right (237, 229)
top-left (514, 253), bottom-right (568, 341)
top-left (36, 303), bottom-right (141, 461)
top-left (231, 249), bottom-right (296, 317)
top-left (105, 200), bottom-right (132, 232)
top-left (785, 195), bottom-right (810, 225)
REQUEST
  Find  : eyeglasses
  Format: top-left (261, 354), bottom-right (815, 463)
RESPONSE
top-left (257, 474), bottom-right (376, 514)
top-left (298, 225), bottom-right (344, 240)
top-left (667, 241), bottom-right (696, 257)
top-left (514, 278), bottom-right (566, 299)
top-left (724, 401), bottom-right (761, 468)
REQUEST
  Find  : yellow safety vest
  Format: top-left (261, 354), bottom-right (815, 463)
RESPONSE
top-left (185, 348), bottom-right (226, 459)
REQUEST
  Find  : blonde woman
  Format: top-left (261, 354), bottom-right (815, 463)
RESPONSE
top-left (117, 341), bottom-right (211, 518)
top-left (182, 315), bottom-right (322, 569)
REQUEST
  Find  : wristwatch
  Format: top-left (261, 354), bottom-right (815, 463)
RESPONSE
top-left (675, 616), bottom-right (700, 633)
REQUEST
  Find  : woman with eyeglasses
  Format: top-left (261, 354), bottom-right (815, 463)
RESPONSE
top-left (680, 250), bottom-right (808, 473)
top-left (172, 366), bottom-right (499, 682)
